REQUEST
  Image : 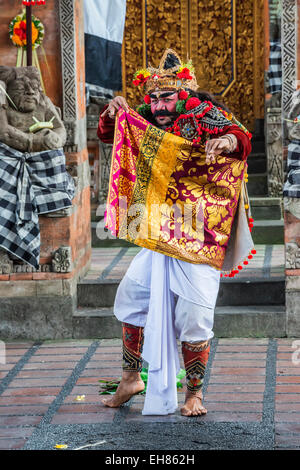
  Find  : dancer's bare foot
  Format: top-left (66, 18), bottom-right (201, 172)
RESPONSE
top-left (101, 371), bottom-right (145, 408)
top-left (180, 389), bottom-right (207, 417)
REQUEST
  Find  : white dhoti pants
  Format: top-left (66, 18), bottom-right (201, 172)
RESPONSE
top-left (114, 248), bottom-right (221, 415)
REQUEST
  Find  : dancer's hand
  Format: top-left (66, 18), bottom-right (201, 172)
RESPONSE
top-left (101, 96), bottom-right (130, 119)
top-left (205, 135), bottom-right (237, 165)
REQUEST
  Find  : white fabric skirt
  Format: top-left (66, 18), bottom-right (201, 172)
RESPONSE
top-left (113, 248), bottom-right (221, 415)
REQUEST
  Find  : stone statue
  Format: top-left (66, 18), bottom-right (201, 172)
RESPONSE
top-left (0, 66), bottom-right (66, 152)
top-left (0, 66), bottom-right (75, 272)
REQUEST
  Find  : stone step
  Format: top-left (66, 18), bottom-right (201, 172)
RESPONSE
top-left (249, 197), bottom-right (282, 220)
top-left (92, 196), bottom-right (283, 226)
top-left (252, 118), bottom-right (265, 139)
top-left (247, 173), bottom-right (268, 196)
top-left (91, 219), bottom-right (284, 248)
top-left (72, 305), bottom-right (286, 339)
top-left (251, 219), bottom-right (284, 244)
top-left (251, 139), bottom-right (265, 155)
top-left (247, 153), bottom-right (267, 174)
top-left (91, 223), bottom-right (132, 248)
top-left (77, 276), bottom-right (285, 309)
top-left (73, 307), bottom-right (121, 339)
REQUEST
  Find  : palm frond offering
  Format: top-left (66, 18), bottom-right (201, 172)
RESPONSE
top-left (99, 368), bottom-right (186, 395)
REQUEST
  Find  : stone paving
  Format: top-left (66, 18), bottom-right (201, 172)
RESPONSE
top-left (0, 337), bottom-right (300, 450)
top-left (84, 244), bottom-right (285, 281)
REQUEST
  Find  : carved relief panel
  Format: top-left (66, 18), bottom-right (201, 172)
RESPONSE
top-left (121, 0), bottom-right (265, 132)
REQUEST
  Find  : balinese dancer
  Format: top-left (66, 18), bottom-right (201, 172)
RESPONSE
top-left (97, 49), bottom-right (254, 417)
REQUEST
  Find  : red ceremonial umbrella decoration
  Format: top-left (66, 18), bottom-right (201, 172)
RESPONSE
top-left (21, 0), bottom-right (46, 66)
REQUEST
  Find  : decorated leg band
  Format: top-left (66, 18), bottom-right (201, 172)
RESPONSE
top-left (182, 339), bottom-right (211, 393)
top-left (122, 322), bottom-right (144, 372)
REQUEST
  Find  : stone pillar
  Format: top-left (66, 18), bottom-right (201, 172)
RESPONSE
top-left (282, 0), bottom-right (300, 336)
top-left (266, 106), bottom-right (284, 196)
top-left (265, 0), bottom-right (284, 196)
top-left (86, 97), bottom-right (112, 208)
top-left (0, 0), bottom-right (91, 339)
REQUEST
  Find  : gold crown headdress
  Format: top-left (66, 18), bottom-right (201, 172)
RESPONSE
top-left (133, 49), bottom-right (198, 94)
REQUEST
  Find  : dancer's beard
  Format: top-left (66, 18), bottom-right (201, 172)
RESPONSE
top-left (153, 110), bottom-right (178, 129)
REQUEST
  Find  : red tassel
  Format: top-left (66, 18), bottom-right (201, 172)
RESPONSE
top-left (251, 249), bottom-right (256, 254)
top-left (248, 254), bottom-right (253, 259)
top-left (243, 260), bottom-right (248, 265)
top-left (238, 265), bottom-right (243, 270)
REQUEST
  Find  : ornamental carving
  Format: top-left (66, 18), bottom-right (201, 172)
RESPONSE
top-left (286, 242), bottom-right (300, 269)
top-left (266, 107), bottom-right (283, 197)
top-left (0, 249), bottom-right (13, 274)
top-left (52, 246), bottom-right (73, 273)
top-left (121, 0), bottom-right (265, 132)
top-left (122, 0), bottom-right (144, 106)
top-left (193, 0), bottom-right (232, 95)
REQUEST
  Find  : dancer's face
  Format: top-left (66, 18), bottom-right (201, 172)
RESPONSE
top-left (150, 91), bottom-right (179, 127)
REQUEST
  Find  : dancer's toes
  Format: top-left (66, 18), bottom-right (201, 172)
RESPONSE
top-left (180, 405), bottom-right (192, 417)
top-left (180, 390), bottom-right (207, 417)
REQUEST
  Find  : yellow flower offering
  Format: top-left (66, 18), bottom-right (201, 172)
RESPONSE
top-left (75, 395), bottom-right (86, 401)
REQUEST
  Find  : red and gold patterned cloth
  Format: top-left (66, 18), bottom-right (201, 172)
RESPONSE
top-left (104, 108), bottom-right (251, 271)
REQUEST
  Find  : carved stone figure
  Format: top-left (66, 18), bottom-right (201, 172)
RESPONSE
top-left (286, 242), bottom-right (300, 269)
top-left (266, 106), bottom-right (283, 196)
top-left (52, 246), bottom-right (73, 273)
top-left (0, 66), bottom-right (66, 152)
top-left (0, 66), bottom-right (75, 270)
top-left (0, 249), bottom-right (13, 274)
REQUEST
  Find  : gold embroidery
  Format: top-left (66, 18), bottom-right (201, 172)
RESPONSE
top-left (108, 110), bottom-right (246, 270)
top-left (205, 205), bottom-right (229, 230)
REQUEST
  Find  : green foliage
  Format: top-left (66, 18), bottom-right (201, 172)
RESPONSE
top-left (99, 367), bottom-right (186, 395)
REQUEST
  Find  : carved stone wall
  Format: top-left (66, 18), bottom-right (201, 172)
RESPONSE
top-left (86, 96), bottom-right (112, 207)
top-left (98, 142), bottom-right (113, 205)
top-left (281, 0), bottom-right (297, 119)
top-left (282, 0), bottom-right (300, 337)
top-left (0, 0), bottom-right (91, 340)
top-left (59, 0), bottom-right (87, 153)
top-left (266, 106), bottom-right (284, 196)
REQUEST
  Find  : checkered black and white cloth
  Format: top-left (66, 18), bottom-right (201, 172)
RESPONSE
top-left (267, 41), bottom-right (282, 94)
top-left (0, 142), bottom-right (75, 268)
top-left (283, 140), bottom-right (300, 198)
